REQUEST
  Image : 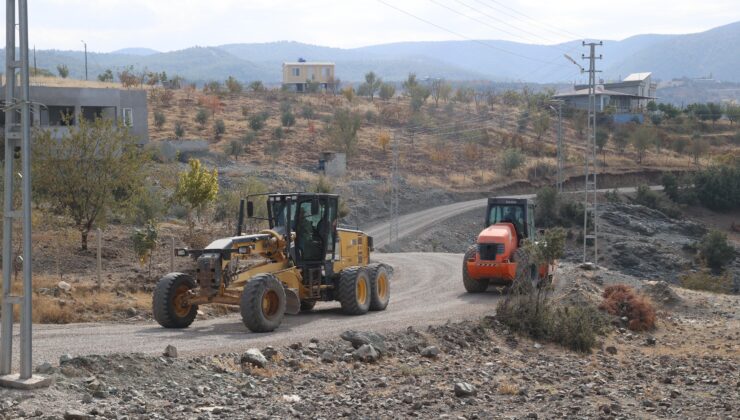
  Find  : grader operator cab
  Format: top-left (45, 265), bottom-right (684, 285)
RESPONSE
top-left (462, 197), bottom-right (552, 293)
top-left (153, 192), bottom-right (391, 333)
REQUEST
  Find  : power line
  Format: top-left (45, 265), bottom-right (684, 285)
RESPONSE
top-left (447, 0), bottom-right (575, 51)
top-left (375, 0), bottom-right (554, 65)
top-left (477, 0), bottom-right (586, 41)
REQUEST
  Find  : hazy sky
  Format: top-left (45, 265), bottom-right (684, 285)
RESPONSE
top-left (2, 0), bottom-right (739, 52)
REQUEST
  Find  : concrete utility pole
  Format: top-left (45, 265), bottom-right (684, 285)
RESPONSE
top-left (582, 41), bottom-right (602, 265)
top-left (388, 132), bottom-right (400, 251)
top-left (0, 0), bottom-right (50, 389)
top-left (549, 100), bottom-right (565, 193)
top-left (81, 40), bottom-right (88, 81)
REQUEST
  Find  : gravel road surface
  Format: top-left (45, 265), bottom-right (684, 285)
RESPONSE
top-left (15, 252), bottom-right (507, 368)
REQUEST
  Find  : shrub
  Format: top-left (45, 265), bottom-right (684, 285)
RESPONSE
top-left (249, 114), bottom-right (266, 131)
top-left (174, 121), bottom-right (185, 139)
top-left (496, 286), bottom-right (606, 352)
top-left (248, 80), bottom-right (265, 92)
top-left (698, 230), bottom-right (736, 273)
top-left (272, 126), bottom-right (284, 140)
top-left (228, 139), bottom-right (243, 160)
top-left (301, 104), bottom-right (315, 120)
top-left (549, 305), bottom-right (608, 353)
top-left (281, 110), bottom-right (296, 127)
top-left (154, 111), bottom-right (166, 130)
top-left (225, 76), bottom-right (243, 94)
top-left (364, 110), bottom-right (377, 124)
top-left (379, 83), bottom-right (396, 100)
top-left (527, 161), bottom-right (556, 181)
top-left (213, 119), bottom-right (226, 139)
top-left (195, 108), bottom-right (209, 128)
top-left (599, 285), bottom-right (656, 331)
top-left (693, 164), bottom-right (740, 211)
top-left (499, 148), bottom-right (525, 176)
top-left (680, 271), bottom-right (734, 294)
top-left (243, 131), bottom-right (257, 146)
top-left (558, 200), bottom-right (584, 226)
top-left (604, 189), bottom-right (621, 203)
top-left (634, 184), bottom-right (659, 209)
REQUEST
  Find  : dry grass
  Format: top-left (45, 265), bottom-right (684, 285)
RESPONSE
top-left (497, 380), bottom-right (520, 395)
top-left (0, 274), bottom-right (151, 324)
top-left (599, 285), bottom-right (656, 331)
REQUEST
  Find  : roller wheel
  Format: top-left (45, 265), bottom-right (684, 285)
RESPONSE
top-left (153, 273), bottom-right (198, 328)
top-left (337, 267), bottom-right (371, 315)
top-left (240, 273), bottom-right (286, 332)
top-left (463, 245), bottom-right (489, 293)
top-left (367, 263), bottom-right (391, 311)
top-left (300, 300), bottom-right (317, 312)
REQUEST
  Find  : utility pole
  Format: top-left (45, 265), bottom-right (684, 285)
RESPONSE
top-left (32, 45), bottom-right (36, 76)
top-left (582, 41), bottom-right (602, 265)
top-left (388, 131), bottom-right (400, 251)
top-left (81, 40), bottom-right (88, 81)
top-left (549, 100), bottom-right (564, 193)
top-left (0, 0), bottom-right (50, 389)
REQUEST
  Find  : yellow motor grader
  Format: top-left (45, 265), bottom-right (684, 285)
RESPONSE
top-left (153, 192), bottom-right (391, 332)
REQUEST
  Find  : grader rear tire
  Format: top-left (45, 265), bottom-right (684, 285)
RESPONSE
top-left (463, 245), bottom-right (489, 293)
top-left (337, 267), bottom-right (371, 315)
top-left (153, 273), bottom-right (198, 329)
top-left (367, 264), bottom-right (391, 311)
top-left (240, 274), bottom-right (286, 333)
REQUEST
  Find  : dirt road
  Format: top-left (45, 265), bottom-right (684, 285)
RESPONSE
top-left (15, 253), bottom-right (505, 367)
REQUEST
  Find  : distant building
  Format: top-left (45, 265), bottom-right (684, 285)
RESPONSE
top-left (282, 61), bottom-right (335, 92)
top-left (567, 72), bottom-right (657, 111)
top-left (0, 85), bottom-right (148, 143)
top-left (553, 85), bottom-right (650, 113)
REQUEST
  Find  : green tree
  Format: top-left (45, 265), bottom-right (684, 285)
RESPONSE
top-left (359, 71), bottom-right (382, 101)
top-left (402, 73), bottom-right (419, 93)
top-left (689, 135), bottom-right (709, 166)
top-left (213, 119), bottom-right (226, 140)
top-left (329, 109), bottom-right (362, 159)
top-left (726, 104), bottom-right (740, 125)
top-left (646, 101), bottom-right (658, 112)
top-left (174, 159), bottom-right (219, 237)
top-left (430, 79), bottom-right (451, 107)
top-left (273, 126), bottom-right (284, 140)
top-left (154, 111), bottom-right (166, 130)
top-left (248, 80), bottom-right (265, 92)
top-left (131, 220), bottom-right (159, 279)
top-left (97, 69), bottom-right (114, 82)
top-left (500, 148), bottom-right (525, 176)
top-left (379, 82), bottom-right (396, 101)
top-left (225, 76), bottom-right (243, 94)
top-left (699, 230), bottom-right (736, 273)
top-left (630, 125), bottom-right (654, 164)
top-left (535, 186), bottom-right (558, 227)
top-left (33, 117), bottom-right (143, 250)
top-left (612, 126), bottom-right (630, 154)
top-left (228, 139), bottom-right (244, 161)
top-left (532, 111), bottom-right (550, 141)
top-left (595, 128), bottom-right (609, 161)
top-left (707, 102), bottom-right (722, 125)
top-left (195, 108), bottom-right (209, 129)
top-left (56, 64), bottom-right (69, 78)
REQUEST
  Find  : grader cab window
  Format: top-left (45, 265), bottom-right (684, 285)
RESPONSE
top-left (295, 199), bottom-right (327, 261)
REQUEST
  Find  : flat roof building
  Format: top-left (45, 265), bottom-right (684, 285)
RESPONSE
top-left (0, 85), bottom-right (148, 144)
top-left (282, 61), bottom-right (335, 93)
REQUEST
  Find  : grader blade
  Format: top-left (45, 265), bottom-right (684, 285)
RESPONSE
top-left (284, 288), bottom-right (301, 315)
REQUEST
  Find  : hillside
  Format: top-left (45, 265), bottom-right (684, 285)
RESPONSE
top-left (4, 21), bottom-right (740, 84)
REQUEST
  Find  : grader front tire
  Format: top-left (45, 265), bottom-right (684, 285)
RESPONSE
top-left (367, 264), bottom-right (391, 311)
top-left (337, 267), bottom-right (371, 315)
top-left (153, 273), bottom-right (198, 329)
top-left (240, 274), bottom-right (286, 333)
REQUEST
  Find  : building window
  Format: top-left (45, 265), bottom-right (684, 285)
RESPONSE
top-left (323, 67), bottom-right (331, 78)
top-left (122, 108), bottom-right (133, 127)
top-left (291, 68), bottom-right (300, 77)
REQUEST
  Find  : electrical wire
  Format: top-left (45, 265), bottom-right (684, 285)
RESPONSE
top-left (375, 0), bottom-right (555, 65)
